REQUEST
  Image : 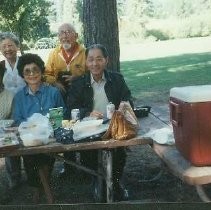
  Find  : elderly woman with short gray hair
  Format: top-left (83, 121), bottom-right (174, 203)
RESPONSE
top-left (0, 32), bottom-right (25, 189)
top-left (0, 32), bottom-right (25, 94)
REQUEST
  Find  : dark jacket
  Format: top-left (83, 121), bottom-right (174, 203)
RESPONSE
top-left (67, 70), bottom-right (133, 118)
top-left (0, 61), bottom-right (6, 84)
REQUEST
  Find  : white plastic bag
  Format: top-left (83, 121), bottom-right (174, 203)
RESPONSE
top-left (144, 127), bottom-right (175, 145)
top-left (118, 101), bottom-right (139, 128)
top-left (18, 113), bottom-right (54, 146)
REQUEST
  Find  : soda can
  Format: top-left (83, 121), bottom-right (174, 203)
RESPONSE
top-left (71, 109), bottom-right (80, 120)
top-left (107, 103), bottom-right (115, 119)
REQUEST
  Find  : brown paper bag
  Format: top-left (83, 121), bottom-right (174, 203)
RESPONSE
top-left (103, 101), bottom-right (139, 140)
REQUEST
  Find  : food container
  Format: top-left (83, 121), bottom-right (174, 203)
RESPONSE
top-left (133, 106), bottom-right (151, 118)
top-left (20, 133), bottom-right (44, 146)
top-left (18, 113), bottom-right (53, 147)
top-left (0, 120), bottom-right (14, 128)
top-left (170, 85), bottom-right (211, 166)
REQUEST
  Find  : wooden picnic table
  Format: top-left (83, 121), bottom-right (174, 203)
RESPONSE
top-left (0, 133), bottom-right (152, 203)
top-left (4, 106), bottom-right (211, 203)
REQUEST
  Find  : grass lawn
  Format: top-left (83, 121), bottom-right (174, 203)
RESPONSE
top-left (120, 38), bottom-right (211, 105)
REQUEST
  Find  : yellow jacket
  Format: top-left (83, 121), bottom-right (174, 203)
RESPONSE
top-left (45, 44), bottom-right (86, 83)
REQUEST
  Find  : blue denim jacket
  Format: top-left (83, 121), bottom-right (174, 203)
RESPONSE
top-left (12, 84), bottom-right (67, 125)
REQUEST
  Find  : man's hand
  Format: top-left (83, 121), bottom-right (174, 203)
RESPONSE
top-left (90, 111), bottom-right (104, 119)
top-left (63, 75), bottom-right (77, 82)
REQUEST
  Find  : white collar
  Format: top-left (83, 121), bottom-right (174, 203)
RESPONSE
top-left (5, 57), bottom-right (19, 74)
top-left (91, 73), bottom-right (106, 84)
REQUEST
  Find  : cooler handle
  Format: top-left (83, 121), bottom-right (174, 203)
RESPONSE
top-left (170, 101), bottom-right (182, 127)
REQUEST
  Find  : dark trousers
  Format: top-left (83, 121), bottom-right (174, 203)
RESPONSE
top-left (23, 154), bottom-right (55, 187)
top-left (63, 152), bottom-right (76, 171)
top-left (80, 148), bottom-right (126, 181)
top-left (5, 156), bottom-right (21, 187)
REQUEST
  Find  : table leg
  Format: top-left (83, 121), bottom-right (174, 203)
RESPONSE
top-left (103, 149), bottom-right (113, 203)
top-left (196, 185), bottom-right (211, 202)
top-left (94, 149), bottom-right (104, 202)
top-left (38, 167), bottom-right (54, 204)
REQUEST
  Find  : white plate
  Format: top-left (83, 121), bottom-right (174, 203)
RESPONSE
top-left (73, 119), bottom-right (103, 133)
top-left (73, 123), bottom-right (109, 141)
top-left (72, 119), bottom-right (108, 141)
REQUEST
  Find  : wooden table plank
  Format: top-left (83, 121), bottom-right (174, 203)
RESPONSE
top-left (153, 140), bottom-right (211, 186)
top-left (0, 136), bottom-right (153, 157)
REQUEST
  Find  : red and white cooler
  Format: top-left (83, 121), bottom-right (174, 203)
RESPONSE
top-left (170, 85), bottom-right (211, 166)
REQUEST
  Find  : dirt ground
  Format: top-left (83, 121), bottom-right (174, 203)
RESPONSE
top-left (0, 103), bottom-right (207, 205)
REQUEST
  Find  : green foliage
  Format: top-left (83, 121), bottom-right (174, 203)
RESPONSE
top-left (145, 14), bottom-right (211, 41)
top-left (76, 0), bottom-right (83, 23)
top-left (123, 0), bottom-right (154, 20)
top-left (0, 0), bottom-right (52, 51)
top-left (118, 0), bottom-right (211, 42)
top-left (145, 29), bottom-right (169, 41)
top-left (21, 43), bottom-right (30, 51)
top-left (118, 0), bottom-right (155, 42)
top-left (1, 0), bottom-right (211, 49)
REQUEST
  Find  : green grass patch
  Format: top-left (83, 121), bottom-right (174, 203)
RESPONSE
top-left (121, 52), bottom-right (211, 104)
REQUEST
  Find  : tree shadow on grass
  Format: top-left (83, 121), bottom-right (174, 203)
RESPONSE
top-left (121, 52), bottom-right (211, 105)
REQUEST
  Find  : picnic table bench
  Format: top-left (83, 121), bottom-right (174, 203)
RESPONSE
top-left (153, 143), bottom-right (211, 202)
top-left (144, 110), bottom-right (211, 202)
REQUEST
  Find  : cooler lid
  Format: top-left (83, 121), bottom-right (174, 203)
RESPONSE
top-left (170, 85), bottom-right (211, 102)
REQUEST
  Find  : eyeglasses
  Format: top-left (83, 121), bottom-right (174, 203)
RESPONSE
top-left (86, 57), bottom-right (105, 63)
top-left (1, 43), bottom-right (17, 50)
top-left (58, 30), bottom-right (75, 37)
top-left (23, 68), bottom-right (41, 76)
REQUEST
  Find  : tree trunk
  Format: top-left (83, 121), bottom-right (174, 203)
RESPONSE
top-left (82, 0), bottom-right (120, 72)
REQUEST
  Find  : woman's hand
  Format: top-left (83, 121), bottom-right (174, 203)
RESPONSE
top-left (90, 111), bottom-right (104, 119)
